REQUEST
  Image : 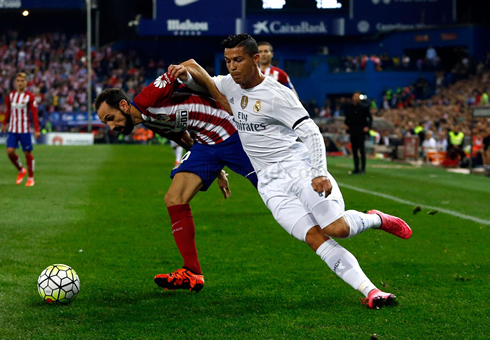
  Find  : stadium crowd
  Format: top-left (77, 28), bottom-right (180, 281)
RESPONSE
top-left (0, 31), bottom-right (149, 119)
top-left (333, 47), bottom-right (443, 73)
top-left (1, 31), bottom-right (489, 167)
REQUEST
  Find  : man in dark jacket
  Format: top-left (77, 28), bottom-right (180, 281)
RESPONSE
top-left (344, 92), bottom-right (373, 174)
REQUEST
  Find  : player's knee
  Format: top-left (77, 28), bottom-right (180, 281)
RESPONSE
top-left (164, 191), bottom-right (181, 207)
top-left (305, 225), bottom-right (329, 251)
top-left (322, 217), bottom-right (350, 239)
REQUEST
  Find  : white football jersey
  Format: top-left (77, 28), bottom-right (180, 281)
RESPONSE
top-left (213, 74), bottom-right (310, 172)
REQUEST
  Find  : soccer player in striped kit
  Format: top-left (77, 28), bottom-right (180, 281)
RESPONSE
top-left (2, 72), bottom-right (40, 186)
top-left (95, 72), bottom-right (257, 292)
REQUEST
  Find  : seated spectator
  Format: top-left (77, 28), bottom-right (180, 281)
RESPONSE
top-left (422, 130), bottom-right (437, 150)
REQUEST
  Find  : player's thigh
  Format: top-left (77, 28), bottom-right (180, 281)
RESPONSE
top-left (297, 175), bottom-right (345, 230)
top-left (259, 181), bottom-right (318, 242)
top-left (6, 133), bottom-right (20, 150)
top-left (165, 172), bottom-right (204, 206)
top-left (19, 133), bottom-right (33, 152)
top-left (219, 134), bottom-right (257, 187)
top-left (170, 146), bottom-right (222, 191)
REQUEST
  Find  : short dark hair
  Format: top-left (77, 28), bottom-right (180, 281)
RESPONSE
top-left (94, 88), bottom-right (130, 111)
top-left (221, 33), bottom-right (259, 57)
top-left (257, 41), bottom-right (273, 52)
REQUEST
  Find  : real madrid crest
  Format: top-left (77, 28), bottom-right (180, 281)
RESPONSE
top-left (240, 96), bottom-right (248, 109)
top-left (253, 100), bottom-right (261, 113)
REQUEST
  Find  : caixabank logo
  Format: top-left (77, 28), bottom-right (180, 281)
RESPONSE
top-left (253, 20), bottom-right (328, 35)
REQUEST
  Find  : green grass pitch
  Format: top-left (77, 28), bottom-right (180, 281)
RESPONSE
top-left (1, 145), bottom-right (489, 339)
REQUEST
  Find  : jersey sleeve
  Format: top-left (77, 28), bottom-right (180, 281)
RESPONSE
top-left (271, 91), bottom-right (309, 129)
top-left (278, 70), bottom-right (294, 89)
top-left (132, 72), bottom-right (178, 113)
top-left (28, 93), bottom-right (40, 132)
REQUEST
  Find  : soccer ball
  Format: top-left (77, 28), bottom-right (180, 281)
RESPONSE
top-left (37, 264), bottom-right (80, 304)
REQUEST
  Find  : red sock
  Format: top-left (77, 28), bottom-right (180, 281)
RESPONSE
top-left (26, 153), bottom-right (34, 178)
top-left (8, 153), bottom-right (23, 171)
top-left (167, 204), bottom-right (202, 275)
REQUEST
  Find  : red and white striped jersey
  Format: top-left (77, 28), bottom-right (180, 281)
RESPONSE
top-left (262, 65), bottom-right (295, 90)
top-left (132, 73), bottom-right (237, 145)
top-left (3, 90), bottom-right (40, 133)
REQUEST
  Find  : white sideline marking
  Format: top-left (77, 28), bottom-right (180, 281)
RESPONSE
top-left (339, 183), bottom-right (490, 226)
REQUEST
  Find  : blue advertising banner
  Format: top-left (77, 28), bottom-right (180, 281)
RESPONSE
top-left (246, 14), bottom-right (345, 36)
top-left (349, 0), bottom-right (454, 35)
top-left (244, 0), bottom-right (453, 36)
top-left (0, 0), bottom-right (85, 9)
top-left (48, 112), bottom-right (104, 127)
top-left (138, 0), bottom-right (241, 36)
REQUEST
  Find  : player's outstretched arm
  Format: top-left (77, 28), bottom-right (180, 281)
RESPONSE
top-left (179, 59), bottom-right (232, 115)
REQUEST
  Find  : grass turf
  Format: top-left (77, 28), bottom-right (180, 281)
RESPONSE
top-left (0, 145), bottom-right (489, 339)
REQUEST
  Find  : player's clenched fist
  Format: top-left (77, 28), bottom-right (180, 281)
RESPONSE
top-left (311, 176), bottom-right (332, 197)
top-left (168, 64), bottom-right (188, 81)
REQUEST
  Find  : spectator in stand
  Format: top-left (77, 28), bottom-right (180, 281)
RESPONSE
top-left (0, 31), bottom-right (149, 123)
top-left (390, 128), bottom-right (404, 160)
top-left (421, 130), bottom-right (437, 158)
top-left (344, 92), bottom-right (372, 174)
top-left (447, 125), bottom-right (467, 164)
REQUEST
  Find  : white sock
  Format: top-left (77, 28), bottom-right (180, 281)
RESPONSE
top-left (343, 210), bottom-right (382, 238)
top-left (316, 239), bottom-right (376, 295)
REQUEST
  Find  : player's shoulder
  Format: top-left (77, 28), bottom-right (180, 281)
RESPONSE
top-left (263, 77), bottom-right (298, 106)
top-left (263, 76), bottom-right (290, 95)
top-left (214, 74), bottom-right (238, 93)
top-left (215, 74), bottom-right (234, 85)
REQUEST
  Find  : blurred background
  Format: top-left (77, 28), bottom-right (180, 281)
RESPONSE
top-left (0, 0), bottom-right (489, 168)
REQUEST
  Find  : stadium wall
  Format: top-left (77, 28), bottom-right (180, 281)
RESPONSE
top-left (289, 61), bottom-right (435, 106)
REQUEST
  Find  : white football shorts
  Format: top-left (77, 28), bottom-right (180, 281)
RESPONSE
top-left (257, 160), bottom-right (345, 242)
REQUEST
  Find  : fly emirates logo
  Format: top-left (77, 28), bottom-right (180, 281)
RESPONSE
top-left (234, 112), bottom-right (266, 132)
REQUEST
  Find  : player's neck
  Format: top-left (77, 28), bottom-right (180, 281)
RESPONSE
top-left (128, 105), bottom-right (144, 125)
top-left (241, 70), bottom-right (266, 89)
top-left (259, 63), bottom-right (270, 72)
top-left (17, 89), bottom-right (26, 93)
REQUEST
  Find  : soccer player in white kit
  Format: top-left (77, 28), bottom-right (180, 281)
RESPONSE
top-left (169, 34), bottom-right (413, 309)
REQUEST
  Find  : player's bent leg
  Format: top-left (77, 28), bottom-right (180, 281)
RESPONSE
top-left (313, 235), bottom-right (397, 309)
top-left (326, 211), bottom-right (382, 239)
top-left (298, 185), bottom-right (382, 239)
top-left (157, 172), bottom-right (205, 290)
top-left (164, 172), bottom-right (204, 207)
top-left (321, 217), bottom-right (350, 239)
top-left (367, 209), bottom-right (412, 239)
